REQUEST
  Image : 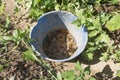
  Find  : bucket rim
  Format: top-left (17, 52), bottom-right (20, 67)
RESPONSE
top-left (29, 11), bottom-right (88, 62)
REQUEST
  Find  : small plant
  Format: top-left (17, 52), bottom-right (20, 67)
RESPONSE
top-left (29, 0), bottom-right (58, 19)
top-left (111, 50), bottom-right (120, 62)
top-left (23, 49), bottom-right (57, 80)
top-left (106, 14), bottom-right (120, 31)
top-left (58, 61), bottom-right (96, 80)
top-left (12, 29), bottom-right (29, 46)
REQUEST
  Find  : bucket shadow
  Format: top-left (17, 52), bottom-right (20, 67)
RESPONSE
top-left (69, 52), bottom-right (101, 65)
top-left (92, 65), bottom-right (114, 80)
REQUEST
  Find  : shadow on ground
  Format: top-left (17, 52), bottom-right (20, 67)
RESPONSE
top-left (69, 52), bottom-right (101, 65)
top-left (92, 65), bottom-right (114, 80)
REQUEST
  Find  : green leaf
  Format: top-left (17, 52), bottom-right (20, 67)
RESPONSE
top-left (33, 0), bottom-right (41, 7)
top-left (82, 51), bottom-right (94, 61)
top-left (4, 63), bottom-right (9, 67)
top-left (55, 4), bottom-right (60, 10)
top-left (5, 15), bottom-right (10, 28)
top-left (13, 29), bottom-right (19, 39)
top-left (75, 9), bottom-right (84, 19)
top-left (0, 65), bottom-right (3, 72)
top-left (87, 18), bottom-right (94, 23)
top-left (20, 29), bottom-right (26, 38)
top-left (110, 0), bottom-right (119, 4)
top-left (106, 14), bottom-right (120, 31)
top-left (62, 70), bottom-right (74, 80)
top-left (93, 20), bottom-right (101, 30)
top-left (23, 50), bottom-right (38, 62)
top-left (116, 70), bottom-right (120, 77)
top-left (89, 77), bottom-right (96, 80)
top-left (87, 53), bottom-right (94, 61)
top-left (95, 33), bottom-right (110, 44)
top-left (75, 61), bottom-right (83, 71)
top-left (72, 19), bottom-right (81, 27)
top-left (88, 47), bottom-right (97, 52)
top-left (99, 52), bottom-right (109, 61)
top-left (89, 30), bottom-right (99, 37)
top-left (57, 71), bottom-right (62, 80)
top-left (111, 50), bottom-right (120, 62)
top-left (2, 36), bottom-right (12, 41)
top-left (84, 66), bottom-right (90, 75)
top-left (87, 26), bottom-right (96, 30)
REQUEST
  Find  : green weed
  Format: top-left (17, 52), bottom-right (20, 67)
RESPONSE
top-left (57, 61), bottom-right (96, 80)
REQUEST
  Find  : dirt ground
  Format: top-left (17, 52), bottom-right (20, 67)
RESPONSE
top-left (1, 0), bottom-right (120, 80)
top-left (0, 51), bottom-right (48, 80)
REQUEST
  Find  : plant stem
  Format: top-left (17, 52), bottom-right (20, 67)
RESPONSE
top-left (37, 59), bottom-right (57, 80)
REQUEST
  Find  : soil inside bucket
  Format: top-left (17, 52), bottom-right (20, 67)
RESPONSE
top-left (42, 29), bottom-right (77, 59)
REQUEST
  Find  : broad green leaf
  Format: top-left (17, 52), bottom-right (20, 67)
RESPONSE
top-left (86, 53), bottom-right (94, 61)
top-left (95, 33), bottom-right (110, 44)
top-left (87, 18), bottom-right (93, 23)
top-left (116, 70), bottom-right (120, 77)
top-left (88, 42), bottom-right (95, 46)
top-left (23, 50), bottom-right (38, 62)
top-left (62, 70), bottom-right (74, 80)
top-left (89, 77), bottom-right (96, 80)
top-left (2, 36), bottom-right (12, 41)
top-left (106, 14), bottom-right (120, 31)
top-left (75, 61), bottom-right (83, 71)
top-left (88, 47), bottom-right (97, 52)
top-left (13, 29), bottom-right (19, 39)
top-left (57, 71), bottom-right (62, 80)
top-left (87, 26), bottom-right (96, 30)
top-left (89, 30), bottom-right (99, 37)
